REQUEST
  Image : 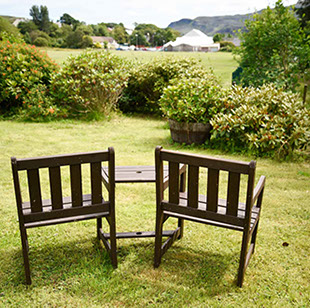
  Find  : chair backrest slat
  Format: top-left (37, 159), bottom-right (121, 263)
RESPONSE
top-left (169, 162), bottom-right (179, 204)
top-left (70, 164), bottom-right (82, 207)
top-left (207, 168), bottom-right (219, 212)
top-left (226, 172), bottom-right (240, 216)
top-left (188, 165), bottom-right (199, 208)
top-left (49, 166), bottom-right (63, 210)
top-left (91, 162), bottom-right (102, 204)
top-left (27, 169), bottom-right (42, 213)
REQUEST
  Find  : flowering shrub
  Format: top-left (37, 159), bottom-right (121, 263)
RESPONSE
top-left (119, 57), bottom-right (214, 115)
top-left (0, 41), bottom-right (58, 114)
top-left (210, 84), bottom-right (310, 158)
top-left (18, 84), bottom-right (63, 121)
top-left (51, 50), bottom-right (129, 118)
top-left (159, 75), bottom-right (225, 123)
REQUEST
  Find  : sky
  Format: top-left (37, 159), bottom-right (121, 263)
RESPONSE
top-left (0, 0), bottom-right (298, 29)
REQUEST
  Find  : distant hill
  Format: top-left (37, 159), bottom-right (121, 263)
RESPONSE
top-left (168, 10), bottom-right (264, 36)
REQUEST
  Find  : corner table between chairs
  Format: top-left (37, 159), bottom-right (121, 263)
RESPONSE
top-left (101, 165), bottom-right (186, 240)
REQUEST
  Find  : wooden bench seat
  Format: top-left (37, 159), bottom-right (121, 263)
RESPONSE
top-left (163, 192), bottom-right (261, 232)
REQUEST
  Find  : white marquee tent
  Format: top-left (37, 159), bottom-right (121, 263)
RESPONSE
top-left (164, 29), bottom-right (220, 52)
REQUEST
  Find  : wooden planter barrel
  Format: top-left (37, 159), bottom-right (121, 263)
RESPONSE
top-left (168, 119), bottom-right (211, 145)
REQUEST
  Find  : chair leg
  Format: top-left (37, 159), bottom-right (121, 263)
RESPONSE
top-left (177, 218), bottom-right (184, 239)
top-left (154, 211), bottom-right (164, 268)
top-left (250, 221), bottom-right (260, 254)
top-left (20, 226), bottom-right (31, 285)
top-left (97, 218), bottom-right (102, 240)
top-left (237, 231), bottom-right (250, 288)
top-left (109, 214), bottom-right (117, 268)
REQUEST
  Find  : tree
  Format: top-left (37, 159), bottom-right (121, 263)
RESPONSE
top-left (111, 25), bottom-right (128, 44)
top-left (213, 33), bottom-right (225, 42)
top-left (29, 5), bottom-right (50, 33)
top-left (59, 13), bottom-right (80, 28)
top-left (237, 0), bottom-right (310, 91)
top-left (18, 20), bottom-right (38, 34)
top-left (296, 0), bottom-right (310, 28)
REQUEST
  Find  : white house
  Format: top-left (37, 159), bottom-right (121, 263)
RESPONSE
top-left (164, 29), bottom-right (220, 52)
top-left (90, 36), bottom-right (118, 49)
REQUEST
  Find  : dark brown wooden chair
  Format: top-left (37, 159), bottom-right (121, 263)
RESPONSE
top-left (11, 148), bottom-right (117, 285)
top-left (154, 147), bottom-right (266, 287)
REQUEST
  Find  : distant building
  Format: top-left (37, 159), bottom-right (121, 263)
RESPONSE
top-left (90, 36), bottom-right (118, 49)
top-left (164, 29), bottom-right (220, 52)
top-left (12, 18), bottom-right (28, 27)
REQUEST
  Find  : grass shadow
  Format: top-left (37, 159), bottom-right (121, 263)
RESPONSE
top-left (116, 238), bottom-right (239, 297)
top-left (3, 237), bottom-right (114, 288)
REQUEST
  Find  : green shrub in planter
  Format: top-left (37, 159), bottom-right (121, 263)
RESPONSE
top-left (119, 57), bottom-right (214, 115)
top-left (210, 84), bottom-right (310, 158)
top-left (159, 75), bottom-right (226, 124)
top-left (0, 41), bottom-right (58, 115)
top-left (51, 50), bottom-right (130, 118)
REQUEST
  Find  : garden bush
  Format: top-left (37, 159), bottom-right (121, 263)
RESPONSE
top-left (18, 84), bottom-right (63, 121)
top-left (0, 41), bottom-right (58, 115)
top-left (51, 50), bottom-right (129, 118)
top-left (219, 41), bottom-right (236, 52)
top-left (119, 57), bottom-right (214, 115)
top-left (159, 74), bottom-right (225, 123)
top-left (210, 84), bottom-right (310, 158)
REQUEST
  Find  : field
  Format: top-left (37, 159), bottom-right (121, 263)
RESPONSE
top-left (44, 48), bottom-right (238, 88)
top-left (0, 117), bottom-right (309, 307)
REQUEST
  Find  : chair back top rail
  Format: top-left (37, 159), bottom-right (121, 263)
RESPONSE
top-left (160, 149), bottom-right (255, 174)
top-left (12, 150), bottom-right (110, 170)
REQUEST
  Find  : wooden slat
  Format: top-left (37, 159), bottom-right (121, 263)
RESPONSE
top-left (161, 150), bottom-right (251, 174)
top-left (16, 151), bottom-right (109, 170)
top-left (169, 162), bottom-right (179, 204)
top-left (49, 166), bottom-right (63, 210)
top-left (207, 168), bottom-right (219, 212)
top-left (70, 164), bottom-right (82, 207)
top-left (226, 172), bottom-right (240, 216)
top-left (23, 202), bottom-right (110, 223)
top-left (27, 169), bottom-right (42, 213)
top-left (162, 201), bottom-right (244, 227)
top-left (187, 165), bottom-right (199, 208)
top-left (91, 162), bottom-right (102, 204)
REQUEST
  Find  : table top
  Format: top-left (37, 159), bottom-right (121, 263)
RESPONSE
top-left (102, 165), bottom-right (169, 183)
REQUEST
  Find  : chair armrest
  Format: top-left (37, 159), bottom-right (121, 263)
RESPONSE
top-left (252, 176), bottom-right (266, 205)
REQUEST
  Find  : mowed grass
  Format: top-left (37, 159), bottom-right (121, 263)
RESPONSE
top-left (0, 117), bottom-right (309, 307)
top-left (44, 48), bottom-right (238, 88)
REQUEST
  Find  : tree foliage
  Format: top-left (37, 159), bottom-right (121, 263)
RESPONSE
top-left (29, 5), bottom-right (50, 33)
top-left (237, 0), bottom-right (310, 91)
top-left (59, 13), bottom-right (80, 29)
top-left (0, 17), bottom-right (20, 37)
top-left (296, 0), bottom-right (310, 28)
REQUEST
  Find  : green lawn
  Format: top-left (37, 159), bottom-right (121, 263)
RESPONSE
top-left (44, 48), bottom-right (238, 88)
top-left (0, 117), bottom-right (309, 307)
